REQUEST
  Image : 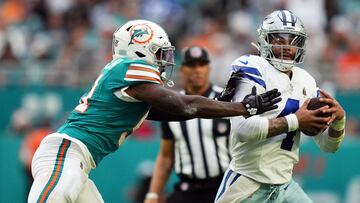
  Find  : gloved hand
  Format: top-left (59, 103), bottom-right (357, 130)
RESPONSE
top-left (241, 86), bottom-right (281, 116)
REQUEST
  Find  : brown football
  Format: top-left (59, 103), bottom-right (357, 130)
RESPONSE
top-left (302, 97), bottom-right (332, 136)
top-left (307, 97), bottom-right (332, 117)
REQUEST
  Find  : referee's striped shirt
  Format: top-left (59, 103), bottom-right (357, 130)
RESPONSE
top-left (161, 84), bottom-right (231, 180)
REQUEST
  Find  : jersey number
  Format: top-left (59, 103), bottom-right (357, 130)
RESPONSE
top-left (277, 98), bottom-right (300, 151)
top-left (75, 74), bottom-right (104, 113)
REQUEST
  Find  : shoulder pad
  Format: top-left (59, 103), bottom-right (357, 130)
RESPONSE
top-left (231, 55), bottom-right (266, 89)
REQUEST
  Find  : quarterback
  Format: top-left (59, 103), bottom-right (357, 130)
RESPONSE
top-left (215, 10), bottom-right (346, 203)
top-left (27, 20), bottom-right (281, 203)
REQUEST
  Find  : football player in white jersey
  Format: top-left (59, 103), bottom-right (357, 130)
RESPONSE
top-left (215, 10), bottom-right (346, 203)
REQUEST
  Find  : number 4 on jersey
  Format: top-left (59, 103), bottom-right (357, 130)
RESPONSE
top-left (75, 74), bottom-right (104, 113)
top-left (277, 98), bottom-right (300, 151)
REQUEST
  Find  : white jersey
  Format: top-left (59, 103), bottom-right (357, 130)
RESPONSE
top-left (229, 54), bottom-right (319, 184)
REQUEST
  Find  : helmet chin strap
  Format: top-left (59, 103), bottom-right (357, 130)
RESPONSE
top-left (271, 59), bottom-right (293, 72)
top-left (159, 60), bottom-right (175, 87)
top-left (161, 72), bottom-right (174, 87)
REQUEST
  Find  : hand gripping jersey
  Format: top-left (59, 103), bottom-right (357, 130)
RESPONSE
top-left (229, 54), bottom-right (321, 184)
top-left (58, 58), bottom-right (163, 165)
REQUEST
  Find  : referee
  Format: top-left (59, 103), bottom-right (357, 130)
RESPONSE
top-left (144, 46), bottom-right (231, 203)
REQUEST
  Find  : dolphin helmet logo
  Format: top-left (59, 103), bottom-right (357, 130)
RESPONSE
top-left (128, 24), bottom-right (154, 45)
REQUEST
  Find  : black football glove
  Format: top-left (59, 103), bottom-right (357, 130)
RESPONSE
top-left (216, 72), bottom-right (244, 102)
top-left (241, 86), bottom-right (281, 116)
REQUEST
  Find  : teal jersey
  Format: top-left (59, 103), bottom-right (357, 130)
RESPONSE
top-left (58, 58), bottom-right (163, 165)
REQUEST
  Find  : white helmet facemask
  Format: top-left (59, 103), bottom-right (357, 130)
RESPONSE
top-left (257, 10), bottom-right (308, 72)
top-left (156, 46), bottom-right (175, 87)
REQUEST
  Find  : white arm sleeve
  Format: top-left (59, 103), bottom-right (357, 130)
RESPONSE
top-left (231, 77), bottom-right (269, 142)
top-left (313, 128), bottom-right (345, 153)
top-left (231, 115), bottom-right (269, 142)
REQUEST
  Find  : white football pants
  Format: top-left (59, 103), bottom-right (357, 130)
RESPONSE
top-left (215, 168), bottom-right (313, 203)
top-left (28, 134), bottom-right (104, 203)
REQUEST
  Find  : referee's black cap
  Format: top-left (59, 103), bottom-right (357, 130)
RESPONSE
top-left (182, 46), bottom-right (210, 66)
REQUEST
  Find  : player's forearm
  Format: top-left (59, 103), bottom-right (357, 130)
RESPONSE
top-left (182, 95), bottom-right (247, 119)
top-left (315, 117), bottom-right (345, 153)
top-left (147, 107), bottom-right (189, 121)
top-left (315, 128), bottom-right (344, 153)
top-left (267, 117), bottom-right (289, 138)
top-left (148, 155), bottom-right (173, 194)
top-left (148, 94), bottom-right (247, 120)
top-left (128, 83), bottom-right (248, 120)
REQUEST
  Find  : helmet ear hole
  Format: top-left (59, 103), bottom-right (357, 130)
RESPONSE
top-left (135, 51), bottom-right (146, 58)
top-left (155, 49), bottom-right (162, 60)
top-left (126, 26), bottom-right (132, 31)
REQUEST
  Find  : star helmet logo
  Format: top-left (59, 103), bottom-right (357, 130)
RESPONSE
top-left (128, 24), bottom-right (154, 45)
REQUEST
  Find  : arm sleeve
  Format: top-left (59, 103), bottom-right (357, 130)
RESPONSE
top-left (161, 122), bottom-right (174, 140)
top-left (231, 115), bottom-right (269, 142)
top-left (313, 128), bottom-right (345, 153)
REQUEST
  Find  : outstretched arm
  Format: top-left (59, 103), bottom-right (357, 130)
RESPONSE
top-left (147, 107), bottom-right (189, 121)
top-left (126, 83), bottom-right (280, 121)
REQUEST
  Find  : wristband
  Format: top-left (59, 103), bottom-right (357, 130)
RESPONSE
top-left (145, 192), bottom-right (159, 200)
top-left (330, 116), bottom-right (346, 131)
top-left (285, 114), bottom-right (299, 132)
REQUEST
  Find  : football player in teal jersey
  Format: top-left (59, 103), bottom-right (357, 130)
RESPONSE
top-left (28, 20), bottom-right (281, 203)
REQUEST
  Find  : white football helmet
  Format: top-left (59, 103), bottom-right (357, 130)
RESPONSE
top-left (112, 19), bottom-right (175, 74)
top-left (257, 10), bottom-right (307, 72)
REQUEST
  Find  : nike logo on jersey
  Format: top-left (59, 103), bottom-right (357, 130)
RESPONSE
top-left (239, 59), bottom-right (248, 65)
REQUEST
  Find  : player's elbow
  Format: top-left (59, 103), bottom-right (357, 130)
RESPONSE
top-left (177, 97), bottom-right (199, 118)
top-left (234, 126), bottom-right (255, 142)
top-left (232, 117), bottom-right (269, 142)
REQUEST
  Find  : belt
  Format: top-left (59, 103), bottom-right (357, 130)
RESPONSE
top-left (175, 175), bottom-right (224, 192)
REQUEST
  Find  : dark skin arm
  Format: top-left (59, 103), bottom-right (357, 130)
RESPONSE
top-left (125, 83), bottom-right (249, 120)
top-left (147, 107), bottom-right (189, 121)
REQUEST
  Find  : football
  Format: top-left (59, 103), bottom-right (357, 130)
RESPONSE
top-left (307, 97), bottom-right (332, 117)
top-left (301, 97), bottom-right (331, 136)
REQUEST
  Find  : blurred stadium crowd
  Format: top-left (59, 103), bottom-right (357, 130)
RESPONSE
top-left (0, 0), bottom-right (360, 88)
